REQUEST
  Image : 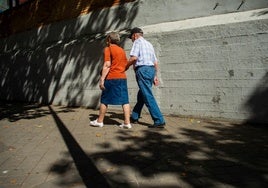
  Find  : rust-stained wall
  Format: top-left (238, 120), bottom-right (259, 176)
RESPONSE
top-left (0, 0), bottom-right (135, 37)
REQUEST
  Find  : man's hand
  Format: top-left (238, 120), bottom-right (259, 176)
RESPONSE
top-left (153, 76), bottom-right (160, 86)
top-left (126, 56), bottom-right (137, 70)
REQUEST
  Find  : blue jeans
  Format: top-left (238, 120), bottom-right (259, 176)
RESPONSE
top-left (131, 66), bottom-right (165, 125)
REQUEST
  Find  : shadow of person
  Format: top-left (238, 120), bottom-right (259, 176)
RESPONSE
top-left (89, 113), bottom-right (121, 126)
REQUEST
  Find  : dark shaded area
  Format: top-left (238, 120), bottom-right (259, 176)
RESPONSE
top-left (0, 0), bottom-right (139, 108)
top-left (89, 111), bottom-right (151, 127)
top-left (48, 105), bottom-right (110, 187)
top-left (0, 101), bottom-right (267, 187)
top-left (0, 100), bottom-right (49, 121)
top-left (243, 72), bottom-right (268, 126)
top-left (89, 111), bottom-right (122, 126)
top-left (88, 124), bottom-right (267, 187)
top-left (252, 10), bottom-right (268, 17)
top-left (0, 0), bottom-right (137, 37)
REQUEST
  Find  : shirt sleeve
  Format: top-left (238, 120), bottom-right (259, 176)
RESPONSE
top-left (130, 40), bottom-right (140, 57)
top-left (104, 47), bottom-right (111, 62)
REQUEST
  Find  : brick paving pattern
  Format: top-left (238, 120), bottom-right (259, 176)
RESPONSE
top-left (0, 102), bottom-right (267, 188)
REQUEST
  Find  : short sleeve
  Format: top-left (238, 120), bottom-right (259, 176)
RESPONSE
top-left (104, 47), bottom-right (111, 62)
top-left (130, 40), bottom-right (140, 57)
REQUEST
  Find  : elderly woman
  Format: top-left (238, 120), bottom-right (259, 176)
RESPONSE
top-left (90, 32), bottom-right (131, 129)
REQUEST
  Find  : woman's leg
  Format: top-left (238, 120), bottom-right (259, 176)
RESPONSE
top-left (97, 103), bottom-right (107, 123)
top-left (122, 103), bottom-right (131, 124)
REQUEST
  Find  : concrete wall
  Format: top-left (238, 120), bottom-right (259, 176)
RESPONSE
top-left (141, 10), bottom-right (268, 123)
top-left (0, 0), bottom-right (268, 123)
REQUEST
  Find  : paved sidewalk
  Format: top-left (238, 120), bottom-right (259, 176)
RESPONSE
top-left (0, 102), bottom-right (267, 188)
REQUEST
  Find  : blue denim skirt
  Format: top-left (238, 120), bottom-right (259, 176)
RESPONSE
top-left (101, 79), bottom-right (129, 105)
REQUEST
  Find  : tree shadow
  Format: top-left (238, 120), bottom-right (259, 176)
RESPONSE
top-left (47, 113), bottom-right (268, 187)
top-left (0, 100), bottom-right (75, 121)
top-left (251, 10), bottom-right (268, 17)
top-left (88, 122), bottom-right (267, 187)
top-left (243, 72), bottom-right (268, 126)
top-left (2, 101), bottom-right (266, 187)
top-left (0, 0), bottom-right (139, 108)
top-left (0, 100), bottom-right (49, 121)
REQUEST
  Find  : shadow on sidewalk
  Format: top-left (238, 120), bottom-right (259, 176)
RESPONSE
top-left (86, 122), bottom-right (267, 187)
top-left (1, 101), bottom-right (267, 187)
top-left (48, 105), bottom-right (110, 187)
top-left (0, 101), bottom-right (49, 121)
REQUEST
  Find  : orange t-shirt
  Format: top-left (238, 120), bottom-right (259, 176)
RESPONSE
top-left (104, 44), bottom-right (127, 79)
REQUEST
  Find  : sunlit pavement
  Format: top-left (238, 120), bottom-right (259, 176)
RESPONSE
top-left (0, 102), bottom-right (267, 188)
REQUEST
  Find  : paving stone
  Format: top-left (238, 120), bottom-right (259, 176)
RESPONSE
top-left (0, 102), bottom-right (267, 187)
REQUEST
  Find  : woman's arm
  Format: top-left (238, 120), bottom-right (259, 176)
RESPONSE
top-left (99, 61), bottom-right (111, 90)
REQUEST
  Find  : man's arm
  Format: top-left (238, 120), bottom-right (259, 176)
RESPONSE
top-left (153, 61), bottom-right (160, 86)
top-left (154, 61), bottom-right (159, 74)
top-left (126, 56), bottom-right (137, 70)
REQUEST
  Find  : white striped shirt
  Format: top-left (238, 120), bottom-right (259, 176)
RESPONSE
top-left (130, 37), bottom-right (157, 67)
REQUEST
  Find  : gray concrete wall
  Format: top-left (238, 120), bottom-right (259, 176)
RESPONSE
top-left (141, 10), bottom-right (268, 123)
top-left (0, 0), bottom-right (268, 123)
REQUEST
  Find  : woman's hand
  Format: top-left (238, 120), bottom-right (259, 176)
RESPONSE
top-left (99, 79), bottom-right (105, 90)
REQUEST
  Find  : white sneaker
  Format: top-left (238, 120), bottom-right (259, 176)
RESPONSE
top-left (119, 123), bottom-right (132, 129)
top-left (90, 119), bottom-right (104, 127)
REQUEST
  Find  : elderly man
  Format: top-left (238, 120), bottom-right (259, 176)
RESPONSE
top-left (127, 27), bottom-right (166, 128)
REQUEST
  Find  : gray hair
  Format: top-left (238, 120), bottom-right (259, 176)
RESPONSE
top-left (107, 32), bottom-right (120, 45)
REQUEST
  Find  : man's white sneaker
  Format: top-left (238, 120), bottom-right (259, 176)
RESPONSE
top-left (119, 123), bottom-right (132, 129)
top-left (90, 119), bottom-right (104, 127)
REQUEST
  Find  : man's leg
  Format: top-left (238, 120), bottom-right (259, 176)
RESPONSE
top-left (136, 66), bottom-right (165, 125)
top-left (131, 90), bottom-right (144, 120)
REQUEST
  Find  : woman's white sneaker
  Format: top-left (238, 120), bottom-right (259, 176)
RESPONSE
top-left (90, 119), bottom-right (104, 127)
top-left (119, 123), bottom-right (132, 129)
